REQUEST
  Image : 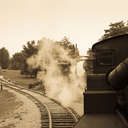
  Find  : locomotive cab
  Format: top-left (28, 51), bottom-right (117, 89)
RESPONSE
top-left (75, 34), bottom-right (128, 128)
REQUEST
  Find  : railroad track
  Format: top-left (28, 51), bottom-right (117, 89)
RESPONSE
top-left (0, 78), bottom-right (80, 128)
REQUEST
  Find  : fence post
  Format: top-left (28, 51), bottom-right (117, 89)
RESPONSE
top-left (1, 82), bottom-right (3, 91)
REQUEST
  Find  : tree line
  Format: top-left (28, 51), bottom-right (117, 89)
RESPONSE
top-left (0, 37), bottom-right (79, 77)
top-left (1, 20), bottom-right (128, 76)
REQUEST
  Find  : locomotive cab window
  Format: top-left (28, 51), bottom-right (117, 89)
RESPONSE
top-left (96, 49), bottom-right (115, 66)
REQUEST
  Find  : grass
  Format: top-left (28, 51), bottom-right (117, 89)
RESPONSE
top-left (0, 69), bottom-right (83, 116)
top-left (0, 69), bottom-right (38, 88)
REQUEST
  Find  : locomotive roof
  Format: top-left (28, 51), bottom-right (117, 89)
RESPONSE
top-left (92, 34), bottom-right (128, 51)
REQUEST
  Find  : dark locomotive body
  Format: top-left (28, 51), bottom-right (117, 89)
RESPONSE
top-left (75, 34), bottom-right (128, 128)
top-left (92, 34), bottom-right (128, 74)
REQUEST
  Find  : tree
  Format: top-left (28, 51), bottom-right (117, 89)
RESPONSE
top-left (100, 21), bottom-right (128, 41)
top-left (0, 47), bottom-right (10, 69)
top-left (21, 40), bottom-right (39, 77)
top-left (23, 40), bottom-right (38, 58)
top-left (83, 48), bottom-right (95, 74)
top-left (10, 52), bottom-right (25, 70)
top-left (56, 37), bottom-right (79, 59)
top-left (87, 48), bottom-right (94, 57)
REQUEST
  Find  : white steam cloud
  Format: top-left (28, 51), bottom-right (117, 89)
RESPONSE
top-left (27, 38), bottom-right (86, 107)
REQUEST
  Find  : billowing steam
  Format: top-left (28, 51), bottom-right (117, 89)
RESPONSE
top-left (27, 38), bottom-right (86, 107)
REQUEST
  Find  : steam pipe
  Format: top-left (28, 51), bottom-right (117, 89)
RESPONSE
top-left (106, 58), bottom-right (128, 90)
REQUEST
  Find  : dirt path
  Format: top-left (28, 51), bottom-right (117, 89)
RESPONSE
top-left (0, 89), bottom-right (21, 128)
top-left (0, 88), bottom-right (41, 128)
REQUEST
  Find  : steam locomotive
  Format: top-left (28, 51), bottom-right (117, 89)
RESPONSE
top-left (75, 34), bottom-right (128, 128)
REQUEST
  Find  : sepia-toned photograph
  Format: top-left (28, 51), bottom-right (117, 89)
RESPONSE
top-left (0, 0), bottom-right (128, 128)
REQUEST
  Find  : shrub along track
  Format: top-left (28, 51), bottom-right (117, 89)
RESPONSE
top-left (0, 78), bottom-right (80, 128)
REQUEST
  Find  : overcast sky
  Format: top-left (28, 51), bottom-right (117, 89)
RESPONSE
top-left (0, 0), bottom-right (128, 56)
